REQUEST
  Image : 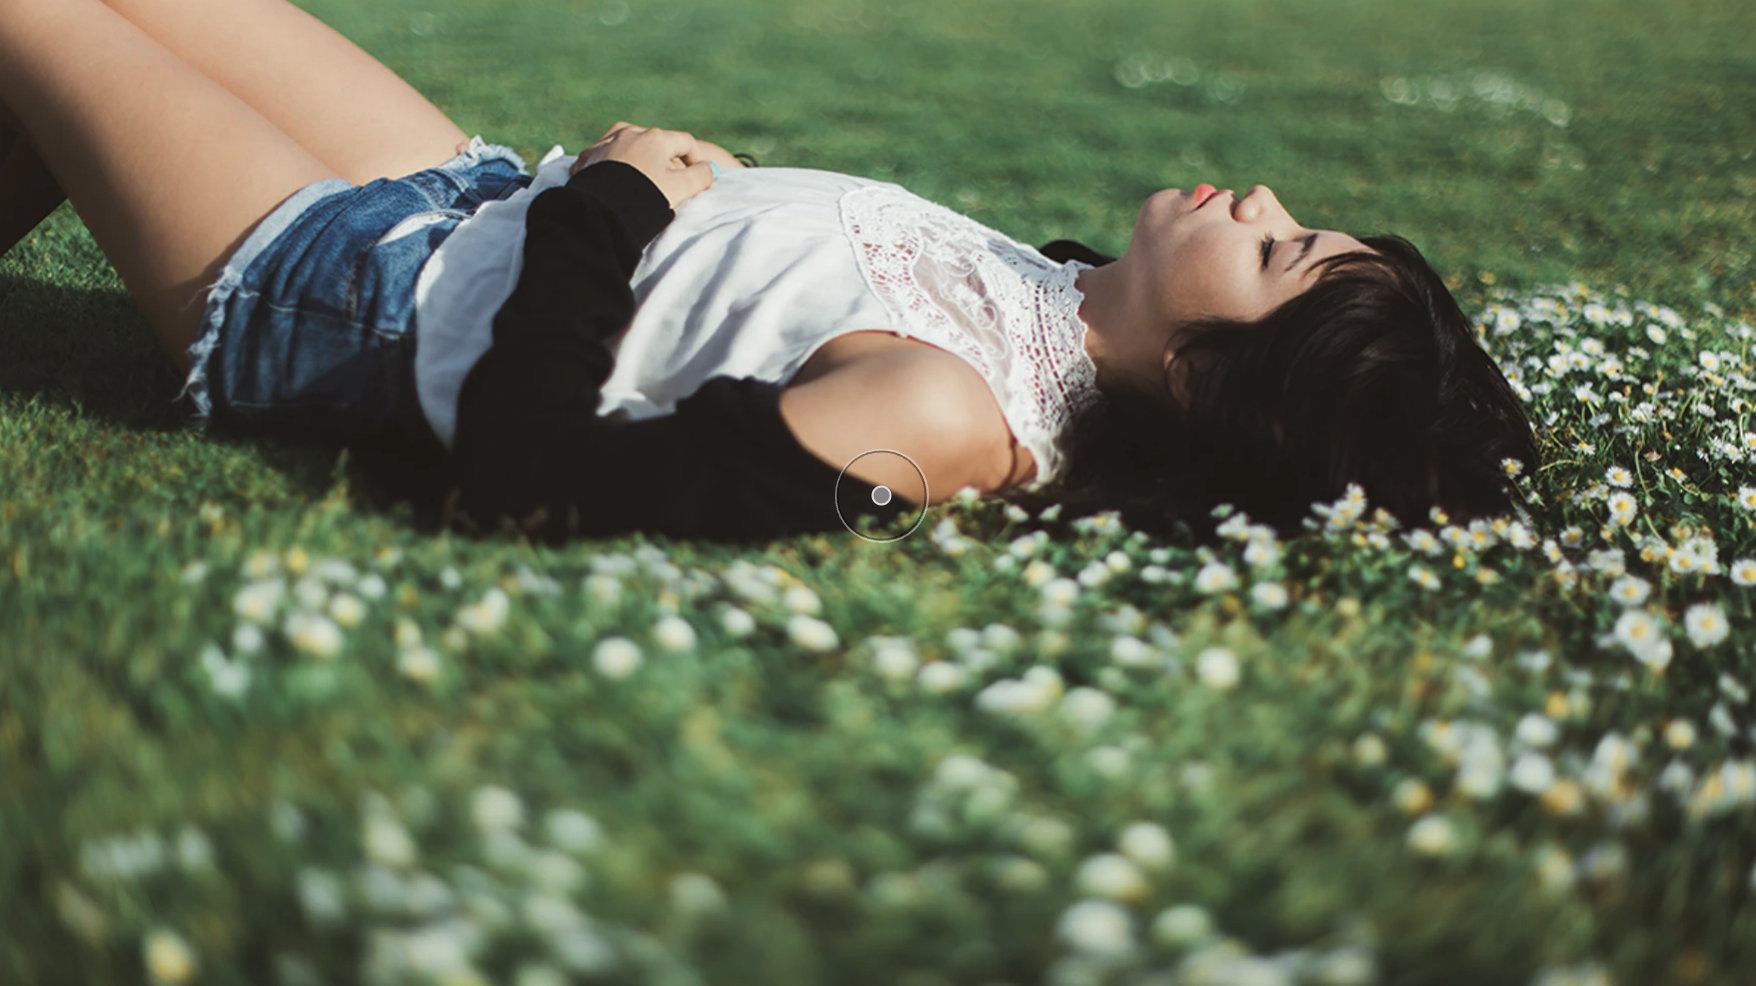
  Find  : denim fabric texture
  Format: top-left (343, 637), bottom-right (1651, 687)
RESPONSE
top-left (178, 136), bottom-right (533, 446)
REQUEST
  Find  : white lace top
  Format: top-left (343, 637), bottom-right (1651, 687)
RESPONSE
top-left (413, 147), bottom-right (1104, 490)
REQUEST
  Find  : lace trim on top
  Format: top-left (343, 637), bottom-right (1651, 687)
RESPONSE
top-left (838, 185), bottom-right (1102, 489)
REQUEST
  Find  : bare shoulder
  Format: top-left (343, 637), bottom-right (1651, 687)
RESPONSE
top-left (778, 351), bottom-right (1011, 505)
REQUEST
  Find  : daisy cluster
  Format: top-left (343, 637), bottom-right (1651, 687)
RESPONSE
top-left (936, 282), bottom-right (1754, 674)
top-left (57, 280), bottom-right (1756, 985)
top-left (67, 785), bottom-right (723, 986)
top-left (188, 541), bottom-right (843, 700)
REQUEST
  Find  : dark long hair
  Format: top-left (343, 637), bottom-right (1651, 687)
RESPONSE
top-left (995, 235), bottom-right (1542, 546)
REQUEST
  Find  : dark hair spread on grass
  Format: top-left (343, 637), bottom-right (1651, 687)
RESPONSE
top-left (994, 234), bottom-right (1543, 547)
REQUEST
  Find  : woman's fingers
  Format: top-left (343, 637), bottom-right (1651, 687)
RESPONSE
top-left (643, 127), bottom-right (699, 163)
top-left (585, 124), bottom-right (742, 169)
top-left (691, 139), bottom-right (745, 170)
top-left (596, 127), bottom-right (718, 208)
top-left (599, 120), bottom-right (642, 142)
top-left (677, 160), bottom-right (716, 197)
top-left (572, 123), bottom-right (738, 198)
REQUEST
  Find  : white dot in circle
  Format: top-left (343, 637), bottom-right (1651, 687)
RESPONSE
top-left (872, 486), bottom-right (892, 506)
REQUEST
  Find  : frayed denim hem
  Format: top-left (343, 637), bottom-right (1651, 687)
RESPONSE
top-left (173, 136), bottom-right (523, 433)
top-left (446, 135), bottom-right (529, 176)
top-left (174, 176), bottom-right (356, 432)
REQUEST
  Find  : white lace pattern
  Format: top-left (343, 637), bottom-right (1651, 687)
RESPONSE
top-left (839, 185), bottom-right (1103, 490)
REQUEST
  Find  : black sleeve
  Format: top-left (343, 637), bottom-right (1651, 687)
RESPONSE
top-left (450, 160), bottom-right (912, 544)
top-left (1038, 239), bottom-right (1117, 267)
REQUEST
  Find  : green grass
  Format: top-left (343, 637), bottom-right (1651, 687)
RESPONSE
top-left (4, 0), bottom-right (1756, 983)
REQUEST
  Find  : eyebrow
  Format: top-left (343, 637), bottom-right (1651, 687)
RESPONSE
top-left (1285, 232), bottom-right (1318, 276)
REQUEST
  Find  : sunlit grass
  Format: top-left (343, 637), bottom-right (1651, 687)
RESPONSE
top-left (4, 0), bottom-right (1756, 983)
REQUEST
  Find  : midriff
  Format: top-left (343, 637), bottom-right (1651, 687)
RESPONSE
top-left (788, 329), bottom-right (1039, 492)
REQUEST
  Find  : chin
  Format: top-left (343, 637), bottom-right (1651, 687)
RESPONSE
top-left (1142, 188), bottom-right (1183, 219)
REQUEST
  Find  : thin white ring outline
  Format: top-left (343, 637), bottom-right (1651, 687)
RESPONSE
top-left (834, 449), bottom-right (929, 543)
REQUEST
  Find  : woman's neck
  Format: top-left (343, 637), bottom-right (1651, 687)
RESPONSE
top-left (1074, 259), bottom-right (1157, 395)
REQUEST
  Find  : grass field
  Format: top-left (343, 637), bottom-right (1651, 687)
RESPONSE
top-left (4, 0), bottom-right (1756, 983)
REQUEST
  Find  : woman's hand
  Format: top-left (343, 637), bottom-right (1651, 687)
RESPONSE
top-left (569, 122), bottom-right (743, 209)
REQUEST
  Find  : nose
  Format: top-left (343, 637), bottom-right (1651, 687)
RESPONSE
top-left (1231, 185), bottom-right (1279, 221)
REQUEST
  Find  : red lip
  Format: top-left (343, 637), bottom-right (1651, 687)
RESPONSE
top-left (1192, 184), bottom-right (1221, 209)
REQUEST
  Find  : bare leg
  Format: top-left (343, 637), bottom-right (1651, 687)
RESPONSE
top-left (94, 0), bottom-right (472, 185)
top-left (0, 0), bottom-right (340, 371)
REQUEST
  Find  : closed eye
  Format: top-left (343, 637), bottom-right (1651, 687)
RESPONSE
top-left (1260, 233), bottom-right (1275, 271)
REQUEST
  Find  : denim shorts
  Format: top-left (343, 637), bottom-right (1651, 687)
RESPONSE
top-left (178, 135), bottom-right (534, 446)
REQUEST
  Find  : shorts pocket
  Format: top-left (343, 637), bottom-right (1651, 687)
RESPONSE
top-left (373, 209), bottom-right (471, 250)
top-left (345, 208), bottom-right (469, 326)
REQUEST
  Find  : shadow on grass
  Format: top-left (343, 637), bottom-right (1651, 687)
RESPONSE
top-left (0, 272), bottom-right (461, 532)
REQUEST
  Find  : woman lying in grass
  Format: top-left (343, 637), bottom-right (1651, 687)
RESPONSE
top-left (0, 0), bottom-right (1540, 546)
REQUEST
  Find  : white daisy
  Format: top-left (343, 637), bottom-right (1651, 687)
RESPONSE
top-left (669, 871), bottom-right (729, 915)
top-left (1684, 602), bottom-right (1730, 648)
top-left (783, 585), bottom-right (822, 615)
top-left (719, 605), bottom-right (756, 638)
top-left (976, 677), bottom-right (1058, 717)
top-left (1194, 562), bottom-right (1240, 594)
top-left (1608, 575), bottom-right (1651, 606)
top-left (1352, 734), bottom-right (1388, 767)
top-left (284, 612), bottom-right (343, 660)
top-left (457, 588), bottom-right (509, 635)
top-left (1586, 548), bottom-right (1627, 577)
top-left (1055, 899), bottom-right (1137, 957)
top-left (1509, 752), bottom-right (1556, 794)
top-left (1664, 719), bottom-right (1697, 749)
top-left (1250, 582), bottom-right (1289, 609)
top-left (1150, 904), bottom-right (1214, 947)
top-left (358, 574), bottom-right (388, 600)
top-left (652, 615), bottom-right (698, 652)
top-left (231, 622), bottom-right (265, 655)
top-left (472, 786), bottom-right (525, 833)
top-left (293, 576), bottom-right (328, 612)
top-left (328, 593), bottom-right (365, 629)
top-left (232, 579), bottom-right (284, 624)
top-left (869, 638), bottom-right (920, 682)
top-left (363, 815), bottom-right (417, 870)
top-left (917, 661), bottom-right (968, 694)
top-left (1406, 815), bottom-right (1457, 856)
top-left (1196, 647), bottom-right (1241, 691)
top-left (398, 647), bottom-right (441, 684)
top-left (1515, 713), bottom-right (1560, 748)
top-left (1668, 544), bottom-right (1703, 576)
top-left (544, 809), bottom-right (606, 856)
top-left (592, 638), bottom-right (642, 679)
top-left (1117, 822), bottom-right (1176, 871)
top-left (1059, 687), bottom-right (1117, 734)
top-left (1074, 854), bottom-right (1149, 903)
top-left (1605, 491), bottom-right (1638, 525)
top-left (787, 615), bottom-right (840, 652)
top-left (1032, 571), bottom-right (1074, 603)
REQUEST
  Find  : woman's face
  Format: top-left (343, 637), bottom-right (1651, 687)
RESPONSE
top-left (1126, 184), bottom-right (1374, 330)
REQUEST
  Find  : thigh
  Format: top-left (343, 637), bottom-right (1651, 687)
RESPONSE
top-left (0, 0), bottom-right (341, 370)
top-left (99, 0), bottom-right (471, 186)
